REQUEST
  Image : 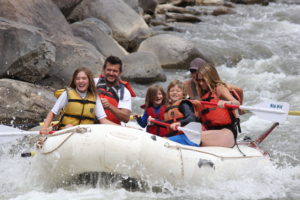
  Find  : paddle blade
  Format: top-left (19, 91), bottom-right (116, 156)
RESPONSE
top-left (242, 101), bottom-right (289, 123)
top-left (0, 131), bottom-right (40, 137)
top-left (178, 122), bottom-right (202, 145)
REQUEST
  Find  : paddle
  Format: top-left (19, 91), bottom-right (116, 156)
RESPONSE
top-left (0, 129), bottom-right (56, 137)
top-left (200, 100), bottom-right (289, 123)
top-left (150, 119), bottom-right (202, 144)
top-left (288, 111), bottom-right (300, 116)
top-left (0, 131), bottom-right (40, 137)
top-left (3, 121), bottom-right (59, 129)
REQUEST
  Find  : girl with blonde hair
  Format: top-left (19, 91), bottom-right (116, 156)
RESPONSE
top-left (164, 80), bottom-right (201, 146)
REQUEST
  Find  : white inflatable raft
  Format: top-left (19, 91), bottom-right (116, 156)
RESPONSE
top-left (36, 124), bottom-right (271, 186)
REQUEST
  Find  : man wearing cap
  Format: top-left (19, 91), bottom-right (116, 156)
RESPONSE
top-left (184, 58), bottom-right (207, 99)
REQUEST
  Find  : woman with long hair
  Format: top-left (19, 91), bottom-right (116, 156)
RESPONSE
top-left (196, 63), bottom-right (242, 147)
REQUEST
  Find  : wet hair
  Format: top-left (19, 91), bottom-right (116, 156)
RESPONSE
top-left (103, 55), bottom-right (123, 72)
top-left (196, 63), bottom-right (226, 96)
top-left (70, 67), bottom-right (97, 97)
top-left (167, 80), bottom-right (187, 103)
top-left (145, 84), bottom-right (167, 109)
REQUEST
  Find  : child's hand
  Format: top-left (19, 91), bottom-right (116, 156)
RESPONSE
top-left (147, 116), bottom-right (154, 125)
top-left (132, 114), bottom-right (140, 120)
top-left (170, 122), bottom-right (180, 131)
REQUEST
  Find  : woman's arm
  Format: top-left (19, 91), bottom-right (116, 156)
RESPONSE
top-left (216, 85), bottom-right (240, 105)
top-left (227, 83), bottom-right (243, 104)
top-left (216, 85), bottom-right (240, 106)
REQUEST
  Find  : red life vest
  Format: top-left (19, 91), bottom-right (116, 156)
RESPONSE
top-left (96, 76), bottom-right (136, 124)
top-left (200, 90), bottom-right (241, 131)
top-left (164, 99), bottom-right (202, 136)
top-left (145, 106), bottom-right (168, 137)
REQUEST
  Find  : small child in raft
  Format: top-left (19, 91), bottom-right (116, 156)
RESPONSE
top-left (134, 84), bottom-right (168, 137)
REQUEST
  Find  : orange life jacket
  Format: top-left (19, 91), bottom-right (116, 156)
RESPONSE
top-left (96, 76), bottom-right (135, 124)
top-left (164, 99), bottom-right (202, 136)
top-left (200, 89), bottom-right (241, 138)
top-left (145, 105), bottom-right (168, 137)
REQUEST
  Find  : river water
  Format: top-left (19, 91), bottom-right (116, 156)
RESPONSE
top-left (1, 2), bottom-right (300, 200)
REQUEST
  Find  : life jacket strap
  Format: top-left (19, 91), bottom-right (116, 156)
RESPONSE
top-left (62, 113), bottom-right (95, 121)
top-left (68, 99), bottom-right (96, 104)
top-left (96, 77), bottom-right (126, 101)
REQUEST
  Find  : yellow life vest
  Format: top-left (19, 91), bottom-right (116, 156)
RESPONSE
top-left (58, 89), bottom-right (96, 129)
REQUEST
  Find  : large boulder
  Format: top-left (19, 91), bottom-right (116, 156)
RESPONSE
top-left (37, 36), bottom-right (105, 89)
top-left (0, 0), bottom-right (73, 36)
top-left (81, 18), bottom-right (112, 36)
top-left (68, 0), bottom-right (153, 51)
top-left (0, 79), bottom-right (55, 126)
top-left (0, 18), bottom-right (55, 83)
top-left (138, 34), bottom-right (205, 69)
top-left (71, 18), bottom-right (128, 58)
top-left (121, 51), bottom-right (166, 84)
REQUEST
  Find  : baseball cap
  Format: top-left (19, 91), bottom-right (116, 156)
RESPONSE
top-left (189, 58), bottom-right (207, 71)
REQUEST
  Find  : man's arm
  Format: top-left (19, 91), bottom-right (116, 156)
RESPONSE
top-left (107, 105), bottom-right (131, 123)
top-left (99, 117), bottom-right (119, 125)
top-left (100, 97), bottom-right (132, 123)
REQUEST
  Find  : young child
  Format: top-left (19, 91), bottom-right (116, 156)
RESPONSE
top-left (135, 84), bottom-right (168, 136)
top-left (164, 80), bottom-right (201, 146)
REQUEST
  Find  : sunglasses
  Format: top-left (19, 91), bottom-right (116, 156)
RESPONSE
top-left (189, 69), bottom-right (197, 74)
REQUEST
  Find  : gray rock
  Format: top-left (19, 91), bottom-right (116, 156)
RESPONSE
top-left (229, 0), bottom-right (269, 5)
top-left (37, 36), bottom-right (105, 89)
top-left (212, 6), bottom-right (235, 16)
top-left (121, 52), bottom-right (166, 84)
top-left (71, 19), bottom-right (128, 58)
top-left (139, 0), bottom-right (158, 15)
top-left (165, 12), bottom-right (201, 22)
top-left (68, 0), bottom-right (153, 51)
top-left (51, 0), bottom-right (82, 18)
top-left (157, 4), bottom-right (204, 15)
top-left (0, 18), bottom-right (55, 83)
top-left (0, 0), bottom-right (73, 36)
top-left (83, 18), bottom-right (113, 36)
top-left (195, 0), bottom-right (224, 5)
top-left (123, 0), bottom-right (141, 13)
top-left (0, 79), bottom-right (55, 126)
top-left (138, 34), bottom-right (205, 69)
